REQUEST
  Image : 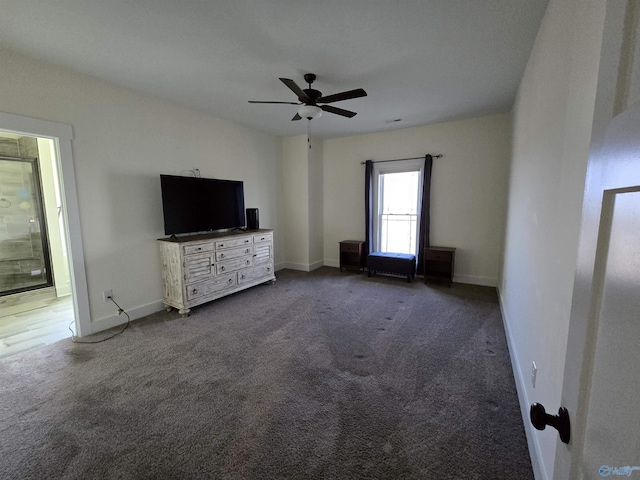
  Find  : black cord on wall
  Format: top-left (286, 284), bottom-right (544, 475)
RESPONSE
top-left (68, 296), bottom-right (131, 344)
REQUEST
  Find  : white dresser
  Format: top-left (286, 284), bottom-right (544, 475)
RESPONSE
top-left (158, 229), bottom-right (275, 316)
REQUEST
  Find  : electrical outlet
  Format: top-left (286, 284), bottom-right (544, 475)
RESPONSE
top-left (103, 289), bottom-right (113, 302)
top-left (531, 361), bottom-right (537, 388)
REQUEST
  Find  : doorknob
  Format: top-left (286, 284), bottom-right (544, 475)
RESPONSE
top-left (530, 403), bottom-right (571, 444)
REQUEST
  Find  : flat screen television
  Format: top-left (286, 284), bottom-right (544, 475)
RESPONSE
top-left (160, 174), bottom-right (245, 235)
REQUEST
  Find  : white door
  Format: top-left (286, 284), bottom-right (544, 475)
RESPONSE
top-left (555, 2), bottom-right (640, 478)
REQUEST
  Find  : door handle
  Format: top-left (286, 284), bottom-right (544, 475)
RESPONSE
top-left (530, 403), bottom-right (570, 444)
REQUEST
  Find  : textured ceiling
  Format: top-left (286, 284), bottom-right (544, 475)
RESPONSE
top-left (0, 0), bottom-right (548, 139)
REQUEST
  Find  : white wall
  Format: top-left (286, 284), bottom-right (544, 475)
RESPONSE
top-left (280, 135), bottom-right (310, 270)
top-left (323, 113), bottom-right (512, 286)
top-left (279, 134), bottom-right (324, 271)
top-left (308, 137), bottom-right (324, 270)
top-left (0, 46), bottom-right (280, 331)
top-left (499, 0), bottom-right (605, 478)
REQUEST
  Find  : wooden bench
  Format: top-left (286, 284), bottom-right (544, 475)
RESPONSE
top-left (367, 252), bottom-right (416, 283)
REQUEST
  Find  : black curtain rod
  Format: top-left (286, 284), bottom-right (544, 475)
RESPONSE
top-left (360, 154), bottom-right (443, 165)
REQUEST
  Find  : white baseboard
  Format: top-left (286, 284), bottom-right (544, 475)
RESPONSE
top-left (453, 274), bottom-right (497, 287)
top-left (56, 284), bottom-right (72, 297)
top-left (90, 300), bottom-right (165, 335)
top-left (308, 260), bottom-right (324, 271)
top-left (498, 287), bottom-right (548, 480)
top-left (282, 261), bottom-right (324, 272)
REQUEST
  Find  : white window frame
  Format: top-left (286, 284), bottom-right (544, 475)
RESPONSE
top-left (372, 158), bottom-right (424, 254)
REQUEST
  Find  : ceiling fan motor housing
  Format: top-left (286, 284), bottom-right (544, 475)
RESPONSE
top-left (302, 89), bottom-right (322, 104)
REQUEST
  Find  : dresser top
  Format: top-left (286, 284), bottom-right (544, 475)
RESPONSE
top-left (158, 228), bottom-right (272, 243)
top-left (426, 246), bottom-right (456, 252)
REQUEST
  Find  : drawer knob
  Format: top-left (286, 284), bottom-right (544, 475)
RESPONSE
top-left (196, 247), bottom-right (201, 251)
top-left (245, 249), bottom-right (250, 253)
top-left (241, 274), bottom-right (245, 279)
top-left (192, 288), bottom-right (197, 294)
top-left (220, 244), bottom-right (224, 248)
top-left (228, 278), bottom-right (233, 284)
top-left (246, 260), bottom-right (250, 265)
top-left (220, 266), bottom-right (225, 271)
top-left (267, 267), bottom-right (271, 272)
top-left (220, 253), bottom-right (225, 258)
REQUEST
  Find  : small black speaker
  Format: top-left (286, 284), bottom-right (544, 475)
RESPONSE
top-left (246, 208), bottom-right (259, 230)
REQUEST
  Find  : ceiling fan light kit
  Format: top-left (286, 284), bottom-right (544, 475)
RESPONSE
top-left (249, 73), bottom-right (367, 123)
top-left (298, 105), bottom-right (322, 120)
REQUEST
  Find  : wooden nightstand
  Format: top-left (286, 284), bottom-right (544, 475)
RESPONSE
top-left (339, 240), bottom-right (366, 272)
top-left (424, 247), bottom-right (456, 287)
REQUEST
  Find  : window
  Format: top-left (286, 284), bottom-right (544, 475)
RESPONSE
top-left (372, 159), bottom-right (423, 255)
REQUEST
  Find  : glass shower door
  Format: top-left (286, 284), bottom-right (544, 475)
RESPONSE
top-left (0, 156), bottom-right (53, 296)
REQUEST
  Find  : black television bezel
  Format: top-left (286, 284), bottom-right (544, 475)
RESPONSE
top-left (160, 174), bottom-right (246, 236)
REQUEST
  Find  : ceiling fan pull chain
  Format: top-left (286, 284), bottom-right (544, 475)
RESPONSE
top-left (307, 119), bottom-right (311, 149)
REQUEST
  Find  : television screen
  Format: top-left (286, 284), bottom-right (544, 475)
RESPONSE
top-left (160, 175), bottom-right (245, 235)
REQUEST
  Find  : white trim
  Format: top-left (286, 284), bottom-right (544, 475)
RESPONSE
top-left (284, 262), bottom-right (309, 271)
top-left (372, 158), bottom-right (424, 254)
top-left (92, 300), bottom-right (164, 331)
top-left (0, 111), bottom-right (91, 337)
top-left (282, 260), bottom-right (324, 272)
top-left (308, 260), bottom-right (324, 271)
top-left (498, 287), bottom-right (548, 480)
top-left (452, 274), bottom-right (497, 287)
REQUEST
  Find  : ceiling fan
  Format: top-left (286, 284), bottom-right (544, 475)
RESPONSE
top-left (249, 73), bottom-right (367, 121)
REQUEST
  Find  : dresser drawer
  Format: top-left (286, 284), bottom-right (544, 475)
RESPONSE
top-left (238, 264), bottom-right (274, 284)
top-left (184, 242), bottom-right (214, 256)
top-left (341, 243), bottom-right (361, 253)
top-left (186, 273), bottom-right (236, 300)
top-left (253, 233), bottom-right (273, 244)
top-left (425, 249), bottom-right (453, 262)
top-left (215, 236), bottom-right (252, 250)
top-left (215, 245), bottom-right (253, 262)
top-left (216, 256), bottom-right (253, 275)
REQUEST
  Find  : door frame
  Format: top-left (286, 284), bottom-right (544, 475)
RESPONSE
top-left (555, 1), bottom-right (639, 477)
top-left (0, 111), bottom-right (91, 337)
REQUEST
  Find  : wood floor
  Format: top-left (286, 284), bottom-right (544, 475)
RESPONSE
top-left (0, 295), bottom-right (73, 359)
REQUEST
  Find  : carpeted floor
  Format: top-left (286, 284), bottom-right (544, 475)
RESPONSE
top-left (0, 267), bottom-right (533, 479)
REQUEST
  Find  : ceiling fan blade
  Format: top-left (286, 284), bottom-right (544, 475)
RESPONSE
top-left (291, 113), bottom-right (302, 121)
top-left (318, 88), bottom-right (367, 104)
top-left (248, 101), bottom-right (300, 104)
top-left (280, 78), bottom-right (310, 102)
top-left (320, 105), bottom-right (357, 118)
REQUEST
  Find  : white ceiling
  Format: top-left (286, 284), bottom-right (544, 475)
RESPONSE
top-left (0, 0), bottom-right (548, 139)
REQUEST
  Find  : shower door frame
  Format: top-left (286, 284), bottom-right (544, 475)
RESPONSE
top-left (0, 154), bottom-right (54, 296)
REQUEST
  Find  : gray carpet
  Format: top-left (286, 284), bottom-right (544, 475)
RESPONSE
top-left (0, 267), bottom-right (533, 479)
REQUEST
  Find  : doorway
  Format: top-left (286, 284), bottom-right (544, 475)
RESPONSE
top-left (0, 111), bottom-right (91, 350)
top-left (0, 133), bottom-right (73, 356)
